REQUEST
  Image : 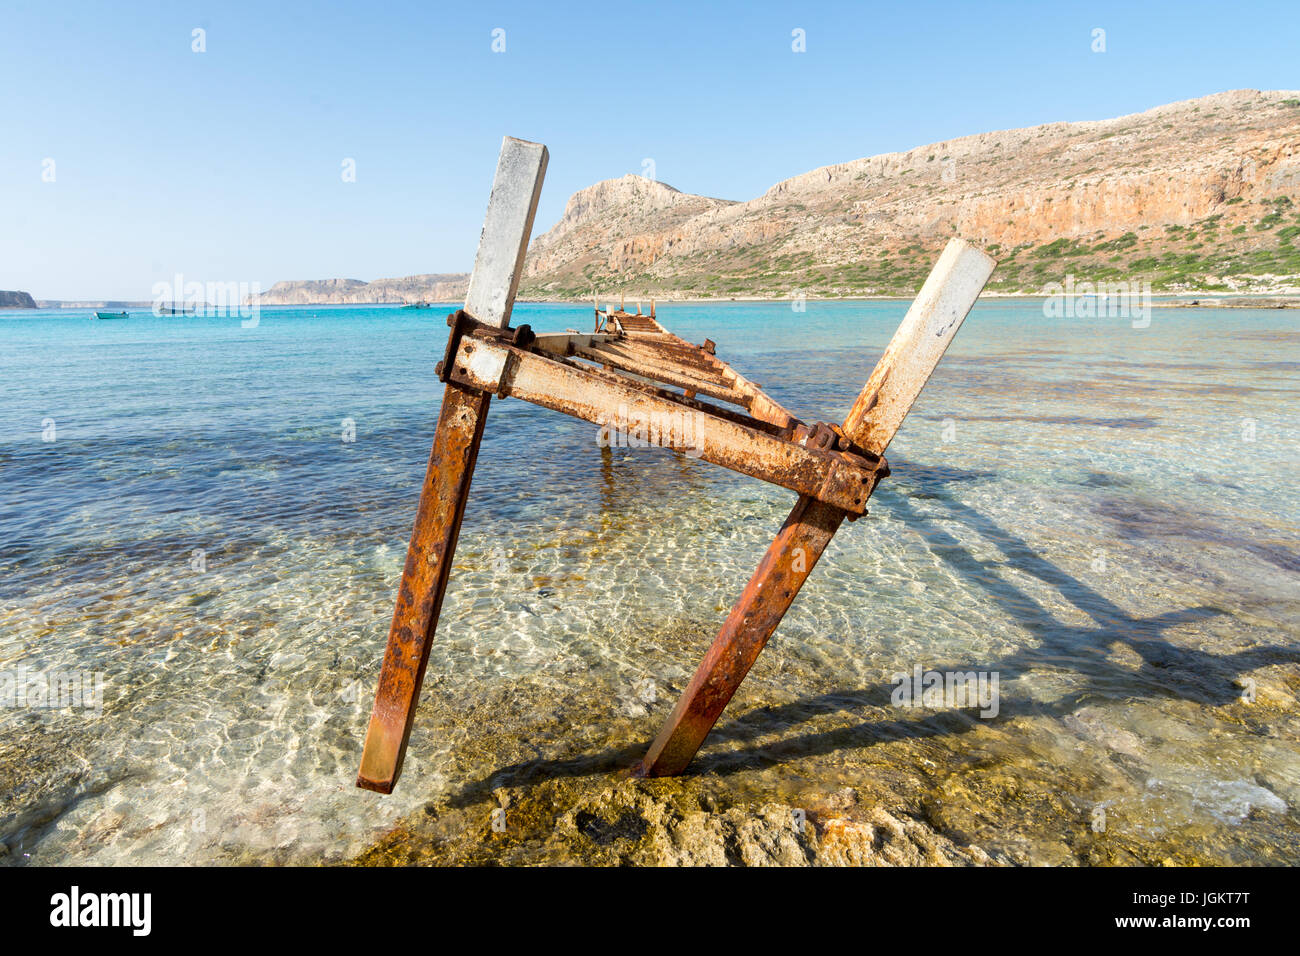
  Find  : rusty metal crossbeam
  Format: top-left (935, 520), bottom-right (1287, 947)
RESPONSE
top-left (356, 135), bottom-right (997, 794)
top-left (441, 324), bottom-right (887, 515)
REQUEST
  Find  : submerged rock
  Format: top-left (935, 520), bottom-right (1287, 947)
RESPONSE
top-left (1191, 779), bottom-right (1287, 825)
top-left (557, 784), bottom-right (995, 866)
top-left (1064, 706), bottom-right (1145, 758)
top-left (355, 774), bottom-right (993, 867)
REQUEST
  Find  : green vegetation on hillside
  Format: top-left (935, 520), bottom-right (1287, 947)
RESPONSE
top-left (523, 198), bottom-right (1300, 300)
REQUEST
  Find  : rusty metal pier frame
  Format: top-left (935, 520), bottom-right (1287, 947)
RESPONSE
top-left (356, 136), bottom-right (996, 793)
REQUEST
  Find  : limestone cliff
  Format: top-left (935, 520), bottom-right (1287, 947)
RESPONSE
top-left (520, 90), bottom-right (1300, 296)
top-left (255, 91), bottom-right (1300, 301)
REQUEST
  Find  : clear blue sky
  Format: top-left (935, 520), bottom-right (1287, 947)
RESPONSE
top-left (3, 0), bottom-right (1297, 299)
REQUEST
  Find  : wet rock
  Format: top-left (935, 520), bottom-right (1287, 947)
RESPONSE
top-left (814, 809), bottom-right (994, 866)
top-left (549, 781), bottom-right (990, 866)
top-left (1064, 706), bottom-right (1144, 757)
top-left (575, 810), bottom-right (649, 846)
top-left (1192, 779), bottom-right (1287, 825)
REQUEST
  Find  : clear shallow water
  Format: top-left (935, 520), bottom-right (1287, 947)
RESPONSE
top-left (0, 300), bottom-right (1297, 864)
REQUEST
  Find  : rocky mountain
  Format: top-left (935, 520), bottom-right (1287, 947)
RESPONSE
top-left (524, 175), bottom-right (737, 278)
top-left (0, 291), bottom-right (37, 308)
top-left (520, 90), bottom-right (1300, 297)
top-left (249, 273), bottom-right (468, 306)
top-left (253, 91), bottom-right (1300, 302)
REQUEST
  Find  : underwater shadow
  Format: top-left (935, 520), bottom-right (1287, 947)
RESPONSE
top-left (446, 464), bottom-right (1297, 802)
top-left (687, 487), bottom-right (1297, 776)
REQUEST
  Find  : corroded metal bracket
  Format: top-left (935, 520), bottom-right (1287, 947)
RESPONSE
top-left (436, 308), bottom-right (534, 383)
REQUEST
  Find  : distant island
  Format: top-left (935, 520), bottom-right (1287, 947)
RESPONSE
top-left (250, 90), bottom-right (1300, 304)
top-left (0, 291), bottom-right (36, 309)
top-left (248, 274), bottom-right (469, 306)
top-left (36, 299), bottom-right (154, 309)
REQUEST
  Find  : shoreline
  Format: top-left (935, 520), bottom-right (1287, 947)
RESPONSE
top-left (12, 292), bottom-right (1299, 312)
top-left (251, 292), bottom-right (1300, 309)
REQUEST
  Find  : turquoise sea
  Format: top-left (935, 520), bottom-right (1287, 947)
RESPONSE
top-left (1, 300), bottom-right (1297, 864)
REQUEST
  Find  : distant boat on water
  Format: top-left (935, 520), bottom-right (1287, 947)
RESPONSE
top-left (400, 301), bottom-right (432, 309)
top-left (157, 303), bottom-right (196, 316)
top-left (94, 311), bottom-right (128, 320)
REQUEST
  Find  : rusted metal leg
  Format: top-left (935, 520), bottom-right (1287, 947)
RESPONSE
top-left (637, 494), bottom-right (844, 775)
top-left (357, 384), bottom-right (490, 792)
top-left (638, 237), bottom-right (997, 776)
top-left (356, 136), bottom-right (547, 794)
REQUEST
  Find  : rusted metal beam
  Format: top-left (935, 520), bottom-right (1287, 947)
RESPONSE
top-left (356, 385), bottom-right (491, 794)
top-left (552, 354), bottom-right (802, 440)
top-left (637, 238), bottom-right (996, 777)
top-left (573, 322), bottom-right (798, 429)
top-left (716, 362), bottom-right (796, 430)
top-left (443, 331), bottom-right (886, 515)
top-left (530, 331), bottom-right (618, 356)
top-left (356, 136), bottom-right (548, 794)
top-left (439, 310), bottom-right (795, 439)
top-left (605, 338), bottom-right (723, 376)
top-left (572, 343), bottom-right (748, 407)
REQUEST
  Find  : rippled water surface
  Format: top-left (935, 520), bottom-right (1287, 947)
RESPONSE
top-left (1, 300), bottom-right (1297, 865)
